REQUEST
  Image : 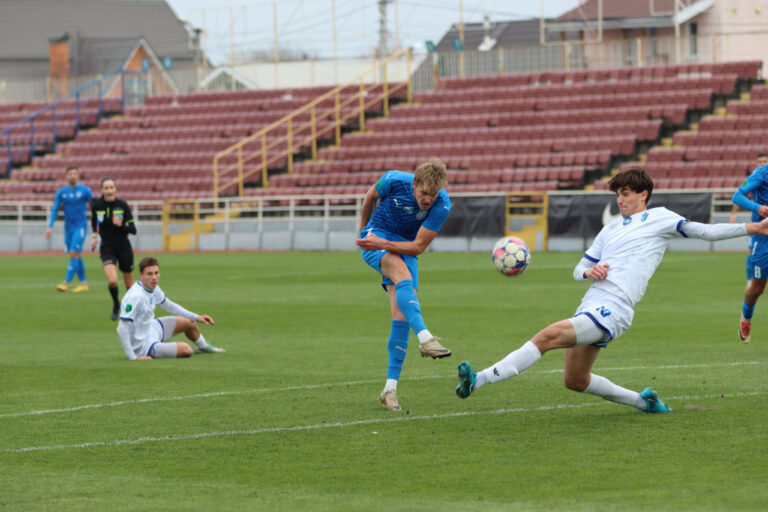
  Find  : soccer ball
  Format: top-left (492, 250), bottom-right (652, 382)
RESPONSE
top-left (492, 236), bottom-right (531, 276)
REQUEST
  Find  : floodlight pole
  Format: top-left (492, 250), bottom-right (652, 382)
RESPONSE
top-left (459, 0), bottom-right (464, 77)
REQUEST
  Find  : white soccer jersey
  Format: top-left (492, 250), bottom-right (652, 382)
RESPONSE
top-left (118, 282), bottom-right (169, 358)
top-left (582, 207), bottom-right (688, 307)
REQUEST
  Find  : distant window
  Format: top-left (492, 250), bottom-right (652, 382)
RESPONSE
top-left (688, 21), bottom-right (698, 57)
top-left (624, 29), bottom-right (635, 66)
top-left (648, 27), bottom-right (658, 56)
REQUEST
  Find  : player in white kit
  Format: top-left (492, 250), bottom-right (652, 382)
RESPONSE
top-left (116, 256), bottom-right (225, 360)
top-left (456, 167), bottom-right (768, 412)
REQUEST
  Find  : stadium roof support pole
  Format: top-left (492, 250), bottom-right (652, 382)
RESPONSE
top-left (406, 46), bottom-right (412, 104)
top-left (674, 1), bottom-right (680, 64)
top-left (332, 0), bottom-right (338, 84)
top-left (273, 3), bottom-right (279, 88)
top-left (459, 0), bottom-right (464, 78)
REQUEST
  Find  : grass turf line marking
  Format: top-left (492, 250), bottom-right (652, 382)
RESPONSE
top-left (4, 391), bottom-right (766, 454)
top-left (1, 361), bottom-right (764, 420)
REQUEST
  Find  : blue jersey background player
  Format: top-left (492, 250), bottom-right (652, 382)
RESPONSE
top-left (356, 158), bottom-right (452, 411)
top-left (45, 166), bottom-right (93, 292)
top-left (732, 163), bottom-right (768, 343)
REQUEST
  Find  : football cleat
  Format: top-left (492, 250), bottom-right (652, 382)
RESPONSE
top-left (639, 387), bottom-right (673, 413)
top-left (195, 342), bottom-right (226, 354)
top-left (71, 284), bottom-right (89, 293)
top-left (379, 389), bottom-right (401, 411)
top-left (419, 337), bottom-right (452, 359)
top-left (55, 282), bottom-right (69, 292)
top-left (456, 361), bottom-right (476, 399)
top-left (738, 319), bottom-right (751, 344)
top-left (110, 306), bottom-right (119, 321)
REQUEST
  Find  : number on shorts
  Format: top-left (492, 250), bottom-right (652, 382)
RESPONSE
top-left (755, 266), bottom-right (762, 279)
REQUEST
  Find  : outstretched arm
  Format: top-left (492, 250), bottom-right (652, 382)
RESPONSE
top-left (681, 217), bottom-right (768, 241)
top-left (159, 296), bottom-right (199, 321)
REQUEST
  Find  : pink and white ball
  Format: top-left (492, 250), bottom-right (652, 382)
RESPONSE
top-left (492, 236), bottom-right (531, 276)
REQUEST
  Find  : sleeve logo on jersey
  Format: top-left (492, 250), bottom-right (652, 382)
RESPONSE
top-left (375, 178), bottom-right (383, 190)
top-left (742, 178), bottom-right (749, 187)
top-left (125, 304), bottom-right (132, 312)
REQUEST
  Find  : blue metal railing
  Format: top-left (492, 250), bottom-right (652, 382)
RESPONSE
top-left (1, 66), bottom-right (126, 178)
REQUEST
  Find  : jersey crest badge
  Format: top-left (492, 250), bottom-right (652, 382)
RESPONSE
top-left (641, 212), bottom-right (649, 222)
top-left (404, 206), bottom-right (414, 214)
top-left (416, 210), bottom-right (427, 220)
top-left (622, 216), bottom-right (632, 226)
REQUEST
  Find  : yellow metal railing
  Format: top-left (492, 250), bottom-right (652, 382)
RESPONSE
top-left (162, 199), bottom-right (200, 251)
top-left (505, 192), bottom-right (549, 252)
top-left (212, 48), bottom-right (413, 199)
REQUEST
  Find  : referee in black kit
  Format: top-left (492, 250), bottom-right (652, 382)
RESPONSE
top-left (90, 177), bottom-right (137, 320)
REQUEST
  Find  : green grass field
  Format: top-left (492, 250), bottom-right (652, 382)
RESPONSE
top-left (2, 250), bottom-right (767, 511)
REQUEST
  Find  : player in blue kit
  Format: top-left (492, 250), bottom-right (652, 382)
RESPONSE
top-left (732, 162), bottom-right (768, 343)
top-left (45, 166), bottom-right (93, 292)
top-left (457, 167), bottom-right (768, 413)
top-left (357, 158), bottom-right (452, 411)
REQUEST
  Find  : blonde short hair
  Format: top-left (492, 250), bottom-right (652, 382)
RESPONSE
top-left (413, 158), bottom-right (448, 196)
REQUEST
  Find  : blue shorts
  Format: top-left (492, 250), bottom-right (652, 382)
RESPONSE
top-left (746, 240), bottom-right (768, 281)
top-left (64, 224), bottom-right (87, 253)
top-left (361, 249), bottom-right (419, 291)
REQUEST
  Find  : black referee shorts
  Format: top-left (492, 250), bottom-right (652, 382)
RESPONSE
top-left (100, 241), bottom-right (134, 273)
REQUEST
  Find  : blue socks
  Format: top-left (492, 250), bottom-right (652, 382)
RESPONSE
top-left (743, 300), bottom-right (756, 320)
top-left (76, 258), bottom-right (86, 282)
top-left (65, 258), bottom-right (78, 283)
top-left (395, 280), bottom-right (428, 334)
top-left (65, 257), bottom-right (86, 284)
top-left (386, 320), bottom-right (410, 380)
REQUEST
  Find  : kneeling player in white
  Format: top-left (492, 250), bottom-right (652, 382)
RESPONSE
top-left (116, 256), bottom-right (224, 360)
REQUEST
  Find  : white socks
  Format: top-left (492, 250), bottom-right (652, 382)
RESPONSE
top-left (583, 373), bottom-right (646, 409)
top-left (193, 334), bottom-right (210, 350)
top-left (416, 329), bottom-right (434, 344)
top-left (476, 341), bottom-right (542, 389)
top-left (383, 379), bottom-right (397, 392)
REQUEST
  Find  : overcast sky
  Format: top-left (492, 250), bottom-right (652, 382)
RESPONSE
top-left (164, 0), bottom-right (579, 64)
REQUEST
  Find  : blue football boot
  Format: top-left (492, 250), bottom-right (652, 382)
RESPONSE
top-left (640, 387), bottom-right (673, 413)
top-left (456, 361), bottom-right (476, 399)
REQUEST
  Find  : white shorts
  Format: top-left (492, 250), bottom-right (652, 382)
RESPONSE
top-left (144, 316), bottom-right (178, 358)
top-left (571, 287), bottom-right (634, 347)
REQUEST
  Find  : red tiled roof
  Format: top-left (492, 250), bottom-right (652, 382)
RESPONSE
top-left (557, 0), bottom-right (676, 21)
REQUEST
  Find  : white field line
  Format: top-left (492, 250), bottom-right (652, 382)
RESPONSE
top-left (1, 361), bottom-right (764, 420)
top-left (4, 390), bottom-right (766, 454)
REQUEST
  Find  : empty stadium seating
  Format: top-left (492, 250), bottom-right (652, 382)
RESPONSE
top-left (618, 78), bottom-right (768, 190)
top-left (0, 59), bottom-right (762, 202)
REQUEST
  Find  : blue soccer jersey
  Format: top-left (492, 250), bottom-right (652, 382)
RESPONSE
top-left (364, 170), bottom-right (451, 241)
top-left (48, 184), bottom-right (92, 228)
top-left (737, 165), bottom-right (768, 246)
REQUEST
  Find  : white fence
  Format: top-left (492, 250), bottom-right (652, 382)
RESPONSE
top-left (0, 191), bottom-right (750, 254)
